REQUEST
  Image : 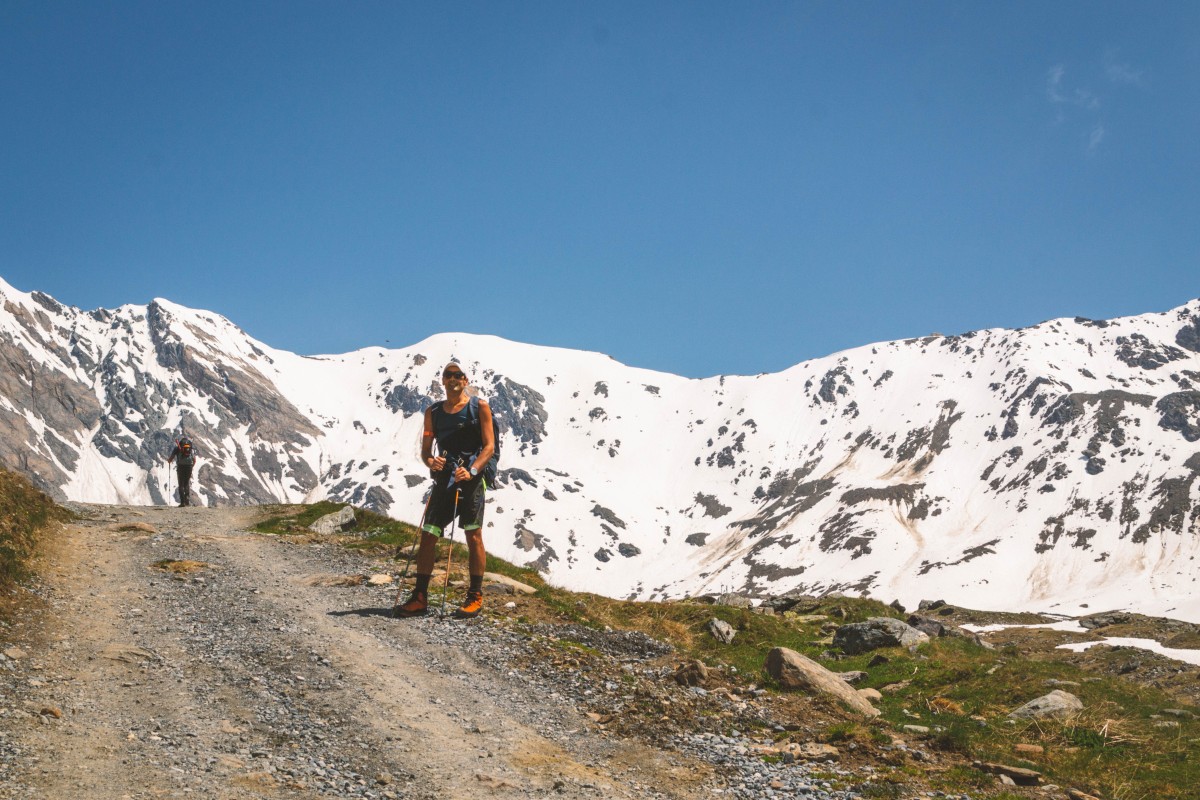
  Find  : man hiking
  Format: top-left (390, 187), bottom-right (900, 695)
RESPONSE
top-left (167, 433), bottom-right (198, 507)
top-left (394, 362), bottom-right (495, 619)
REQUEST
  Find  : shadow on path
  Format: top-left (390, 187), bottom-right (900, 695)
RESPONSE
top-left (328, 607), bottom-right (395, 619)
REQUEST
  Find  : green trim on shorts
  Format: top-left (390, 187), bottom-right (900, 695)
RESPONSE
top-left (421, 524), bottom-right (444, 538)
top-left (462, 523), bottom-right (481, 531)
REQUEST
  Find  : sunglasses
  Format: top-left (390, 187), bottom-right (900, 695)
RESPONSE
top-left (442, 370), bottom-right (466, 380)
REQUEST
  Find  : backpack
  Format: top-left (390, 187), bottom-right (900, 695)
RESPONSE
top-left (176, 437), bottom-right (195, 467)
top-left (432, 396), bottom-right (500, 486)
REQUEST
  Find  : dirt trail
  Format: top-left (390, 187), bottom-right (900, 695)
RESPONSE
top-left (0, 505), bottom-right (708, 800)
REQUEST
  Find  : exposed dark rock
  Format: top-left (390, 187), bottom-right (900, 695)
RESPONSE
top-left (694, 493), bottom-right (732, 518)
top-left (1156, 391), bottom-right (1200, 441)
top-left (513, 525), bottom-right (557, 571)
top-left (818, 511), bottom-right (875, 559)
top-left (917, 540), bottom-right (1001, 575)
top-left (840, 484), bottom-right (924, 507)
top-left (733, 460), bottom-right (832, 539)
top-left (1114, 333), bottom-right (1188, 370)
top-left (381, 383), bottom-right (431, 417)
top-left (590, 504), bottom-right (626, 529)
top-left (1129, 453), bottom-right (1200, 543)
top-left (1036, 515), bottom-right (1097, 553)
top-left (485, 376), bottom-right (549, 446)
top-left (497, 468), bottom-right (537, 489)
top-left (1177, 316), bottom-right (1200, 352)
top-left (814, 366), bottom-right (853, 404)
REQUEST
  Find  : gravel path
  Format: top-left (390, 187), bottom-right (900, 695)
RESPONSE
top-left (0, 504), bottom-right (964, 800)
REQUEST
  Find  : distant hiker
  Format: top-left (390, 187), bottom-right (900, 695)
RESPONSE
top-left (395, 362), bottom-right (495, 619)
top-left (167, 435), bottom-right (198, 507)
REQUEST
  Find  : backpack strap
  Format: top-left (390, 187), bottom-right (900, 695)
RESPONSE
top-left (465, 395), bottom-right (480, 428)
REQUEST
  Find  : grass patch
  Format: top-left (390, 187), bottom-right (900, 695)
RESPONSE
top-left (252, 501), bottom-right (352, 535)
top-left (0, 468), bottom-right (71, 596)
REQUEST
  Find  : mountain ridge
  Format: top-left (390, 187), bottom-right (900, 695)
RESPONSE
top-left (2, 275), bottom-right (1199, 622)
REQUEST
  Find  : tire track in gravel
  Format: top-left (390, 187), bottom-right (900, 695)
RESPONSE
top-left (0, 505), bottom-right (710, 800)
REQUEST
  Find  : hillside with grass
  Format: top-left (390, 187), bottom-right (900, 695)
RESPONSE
top-left (248, 500), bottom-right (1200, 799)
top-left (0, 468), bottom-right (70, 601)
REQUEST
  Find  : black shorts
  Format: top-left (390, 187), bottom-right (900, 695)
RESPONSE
top-left (422, 473), bottom-right (485, 537)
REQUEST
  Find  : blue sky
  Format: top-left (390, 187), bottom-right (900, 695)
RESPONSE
top-left (1, 2), bottom-right (1196, 378)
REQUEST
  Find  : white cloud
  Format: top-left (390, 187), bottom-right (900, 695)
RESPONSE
top-left (1046, 65), bottom-right (1100, 109)
top-left (1104, 50), bottom-right (1145, 87)
top-left (1046, 64), bottom-right (1112, 155)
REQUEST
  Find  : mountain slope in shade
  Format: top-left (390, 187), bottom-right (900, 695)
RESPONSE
top-left (3, 276), bottom-right (1199, 621)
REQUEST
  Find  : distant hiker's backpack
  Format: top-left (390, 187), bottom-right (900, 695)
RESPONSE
top-left (431, 396), bottom-right (500, 486)
top-left (177, 437), bottom-right (196, 467)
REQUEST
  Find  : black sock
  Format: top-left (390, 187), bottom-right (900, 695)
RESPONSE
top-left (414, 574), bottom-right (432, 595)
top-left (469, 574), bottom-right (483, 594)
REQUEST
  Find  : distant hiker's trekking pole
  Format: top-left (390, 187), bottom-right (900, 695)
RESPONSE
top-left (439, 488), bottom-right (461, 617)
top-left (167, 469), bottom-right (173, 506)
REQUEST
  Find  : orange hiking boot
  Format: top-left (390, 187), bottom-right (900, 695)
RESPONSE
top-left (453, 590), bottom-right (483, 619)
top-left (393, 590), bottom-right (428, 618)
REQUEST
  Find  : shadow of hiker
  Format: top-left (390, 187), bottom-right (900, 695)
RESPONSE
top-left (327, 607), bottom-right (395, 619)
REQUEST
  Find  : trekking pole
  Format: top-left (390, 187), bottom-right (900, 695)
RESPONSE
top-left (167, 468), bottom-right (173, 506)
top-left (392, 489), bottom-right (434, 608)
top-left (439, 489), bottom-right (461, 617)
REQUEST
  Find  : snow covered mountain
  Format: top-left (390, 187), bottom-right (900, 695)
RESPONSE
top-left (3, 276), bottom-right (1199, 621)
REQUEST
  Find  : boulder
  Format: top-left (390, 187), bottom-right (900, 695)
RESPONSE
top-left (715, 593), bottom-right (753, 609)
top-left (761, 591), bottom-right (823, 615)
top-left (764, 647), bottom-right (880, 717)
top-left (309, 506), bottom-right (356, 534)
top-left (482, 572), bottom-right (537, 595)
top-left (906, 614), bottom-right (948, 638)
top-left (833, 617), bottom-right (930, 655)
top-left (673, 660), bottom-right (710, 687)
top-left (707, 618), bottom-right (737, 644)
top-left (907, 614), bottom-right (995, 649)
top-left (1079, 611), bottom-right (1132, 630)
top-left (1008, 689), bottom-right (1083, 720)
top-left (975, 761), bottom-right (1043, 787)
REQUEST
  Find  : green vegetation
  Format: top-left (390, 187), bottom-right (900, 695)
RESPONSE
top-left (0, 468), bottom-right (70, 597)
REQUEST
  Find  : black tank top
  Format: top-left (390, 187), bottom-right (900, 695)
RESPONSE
top-left (433, 399), bottom-right (482, 460)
